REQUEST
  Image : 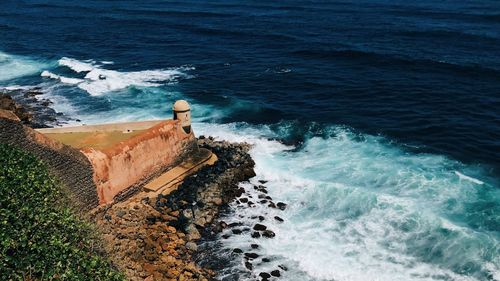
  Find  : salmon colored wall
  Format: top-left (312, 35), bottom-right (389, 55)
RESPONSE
top-left (81, 120), bottom-right (195, 204)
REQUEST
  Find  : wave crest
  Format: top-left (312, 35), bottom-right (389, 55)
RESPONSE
top-left (41, 57), bottom-right (194, 96)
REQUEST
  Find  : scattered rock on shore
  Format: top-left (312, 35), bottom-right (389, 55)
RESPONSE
top-left (0, 88), bottom-right (71, 128)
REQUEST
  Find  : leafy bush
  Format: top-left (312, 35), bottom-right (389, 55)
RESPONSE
top-left (0, 144), bottom-right (124, 280)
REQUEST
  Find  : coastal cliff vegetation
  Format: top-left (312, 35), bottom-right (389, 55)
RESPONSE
top-left (0, 144), bottom-right (123, 280)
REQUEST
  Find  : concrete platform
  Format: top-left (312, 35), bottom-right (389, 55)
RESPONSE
top-left (144, 148), bottom-right (217, 195)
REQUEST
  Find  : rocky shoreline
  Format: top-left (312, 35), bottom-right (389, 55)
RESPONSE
top-left (90, 137), bottom-right (257, 280)
top-left (1, 91), bottom-right (287, 280)
top-left (0, 87), bottom-right (74, 128)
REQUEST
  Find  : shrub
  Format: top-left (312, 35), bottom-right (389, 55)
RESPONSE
top-left (0, 144), bottom-right (124, 280)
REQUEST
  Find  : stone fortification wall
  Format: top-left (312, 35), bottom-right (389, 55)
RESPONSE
top-left (82, 120), bottom-right (197, 204)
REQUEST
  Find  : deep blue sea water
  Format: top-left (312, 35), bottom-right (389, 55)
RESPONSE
top-left (1, 1), bottom-right (499, 280)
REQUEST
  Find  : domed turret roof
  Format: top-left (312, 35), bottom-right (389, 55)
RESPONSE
top-left (173, 100), bottom-right (190, 111)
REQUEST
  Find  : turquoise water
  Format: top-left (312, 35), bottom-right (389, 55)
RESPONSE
top-left (0, 1), bottom-right (499, 280)
top-left (1, 45), bottom-right (498, 281)
top-left (194, 123), bottom-right (499, 281)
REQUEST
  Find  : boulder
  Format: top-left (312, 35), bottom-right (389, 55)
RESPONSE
top-left (262, 230), bottom-right (275, 238)
top-left (253, 224), bottom-right (267, 231)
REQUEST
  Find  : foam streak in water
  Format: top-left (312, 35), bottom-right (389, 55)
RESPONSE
top-left (41, 57), bottom-right (193, 96)
top-left (455, 171), bottom-right (484, 185)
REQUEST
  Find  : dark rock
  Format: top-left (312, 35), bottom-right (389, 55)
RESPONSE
top-left (41, 100), bottom-right (52, 107)
top-left (274, 216), bottom-right (284, 222)
top-left (214, 221), bottom-right (228, 232)
top-left (253, 224), bottom-right (267, 231)
top-left (232, 229), bottom-right (243, 235)
top-left (259, 272), bottom-right (271, 279)
top-left (233, 248), bottom-right (243, 254)
top-left (251, 232), bottom-right (261, 238)
top-left (268, 202), bottom-right (276, 208)
top-left (245, 252), bottom-right (259, 259)
top-left (277, 202), bottom-right (287, 210)
top-left (24, 91), bottom-right (42, 97)
top-left (258, 216), bottom-right (265, 221)
top-left (168, 214), bottom-right (189, 230)
top-left (262, 258), bottom-right (271, 263)
top-left (239, 197), bottom-right (249, 203)
top-left (228, 222), bottom-right (242, 228)
top-left (146, 215), bottom-right (157, 224)
top-left (236, 187), bottom-right (245, 197)
top-left (258, 180), bottom-right (268, 184)
top-left (245, 261), bottom-right (253, 270)
top-left (259, 200), bottom-right (268, 204)
top-left (278, 265), bottom-right (288, 271)
top-left (271, 270), bottom-right (281, 277)
top-left (251, 244), bottom-right (259, 249)
top-left (222, 234), bottom-right (230, 239)
top-left (262, 230), bottom-right (275, 238)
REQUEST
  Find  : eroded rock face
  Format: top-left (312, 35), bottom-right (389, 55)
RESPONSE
top-left (0, 94), bottom-right (33, 124)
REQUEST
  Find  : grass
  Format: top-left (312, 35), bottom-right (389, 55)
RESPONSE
top-left (0, 144), bottom-right (124, 280)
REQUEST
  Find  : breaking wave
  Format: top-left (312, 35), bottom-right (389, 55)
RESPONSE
top-left (41, 57), bottom-right (193, 96)
top-left (193, 122), bottom-right (500, 281)
top-left (0, 51), bottom-right (49, 82)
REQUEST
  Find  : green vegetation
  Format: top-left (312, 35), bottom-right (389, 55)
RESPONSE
top-left (0, 144), bottom-right (124, 280)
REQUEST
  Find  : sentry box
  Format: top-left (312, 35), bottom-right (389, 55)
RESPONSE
top-left (173, 100), bottom-right (191, 134)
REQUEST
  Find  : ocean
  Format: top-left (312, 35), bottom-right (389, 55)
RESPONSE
top-left (0, 0), bottom-right (499, 280)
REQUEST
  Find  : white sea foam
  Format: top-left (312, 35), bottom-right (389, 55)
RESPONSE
top-left (30, 55), bottom-right (498, 280)
top-left (194, 123), bottom-right (499, 281)
top-left (58, 57), bottom-right (94, 72)
top-left (454, 171), bottom-right (484, 185)
top-left (41, 70), bottom-right (84, 85)
top-left (0, 51), bottom-right (49, 82)
top-left (1, 85), bottom-right (36, 91)
top-left (41, 57), bottom-right (193, 96)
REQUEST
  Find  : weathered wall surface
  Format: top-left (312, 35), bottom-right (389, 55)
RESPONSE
top-left (0, 111), bottom-right (100, 211)
top-left (81, 120), bottom-right (196, 204)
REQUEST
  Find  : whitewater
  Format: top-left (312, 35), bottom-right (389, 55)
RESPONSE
top-left (1, 52), bottom-right (498, 281)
